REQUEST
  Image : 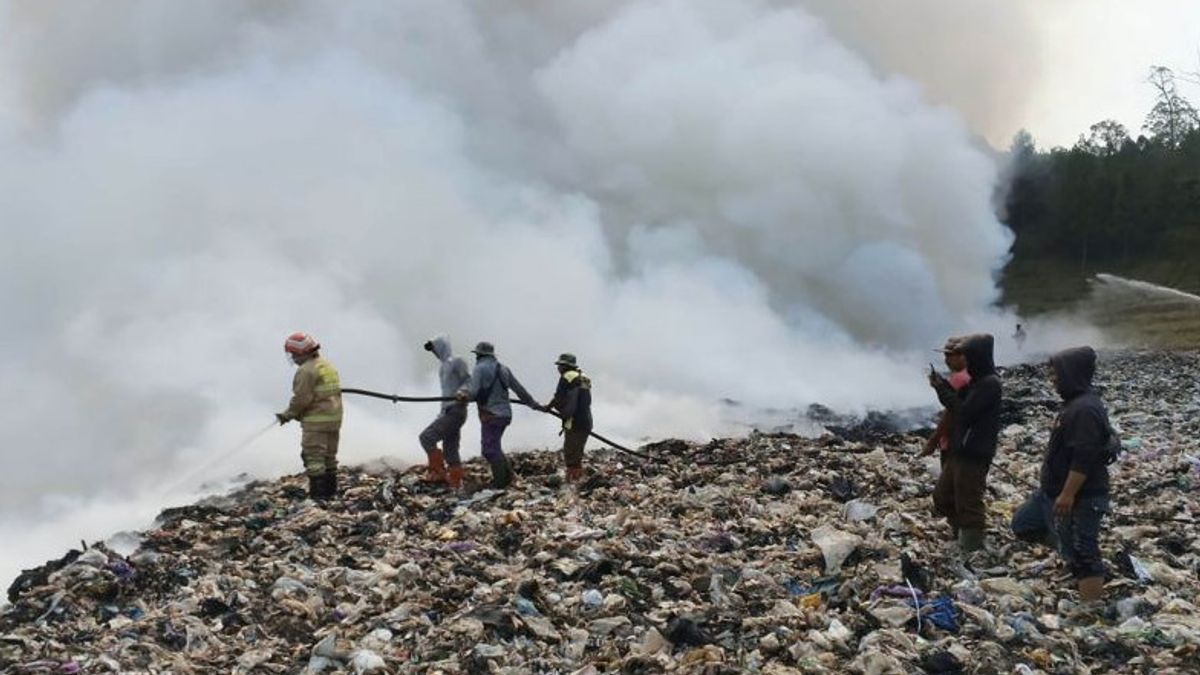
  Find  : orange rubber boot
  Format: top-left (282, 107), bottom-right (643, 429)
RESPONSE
top-left (423, 449), bottom-right (447, 483)
top-left (447, 465), bottom-right (465, 490)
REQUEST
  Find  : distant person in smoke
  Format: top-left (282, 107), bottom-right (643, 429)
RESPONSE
top-left (276, 332), bottom-right (343, 501)
top-left (1011, 346), bottom-right (1112, 606)
top-left (419, 336), bottom-right (471, 489)
top-left (456, 342), bottom-right (542, 489)
top-left (928, 334), bottom-right (1002, 554)
top-left (543, 353), bottom-right (593, 483)
top-left (1013, 323), bottom-right (1027, 350)
top-left (921, 337), bottom-right (971, 457)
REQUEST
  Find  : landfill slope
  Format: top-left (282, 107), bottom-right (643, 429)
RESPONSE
top-left (3, 350), bottom-right (1200, 674)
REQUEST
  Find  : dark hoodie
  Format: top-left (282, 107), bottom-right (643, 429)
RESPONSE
top-left (935, 334), bottom-right (1002, 463)
top-left (1040, 346), bottom-right (1110, 499)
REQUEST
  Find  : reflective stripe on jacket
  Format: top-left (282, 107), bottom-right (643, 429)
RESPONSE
top-left (284, 356), bottom-right (343, 431)
top-left (553, 369), bottom-right (593, 432)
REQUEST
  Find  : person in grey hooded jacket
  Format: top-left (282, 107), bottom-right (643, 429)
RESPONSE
top-left (418, 336), bottom-right (471, 488)
top-left (456, 341), bottom-right (541, 489)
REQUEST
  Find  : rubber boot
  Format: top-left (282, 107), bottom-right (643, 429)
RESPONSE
top-left (490, 458), bottom-right (514, 490)
top-left (958, 527), bottom-right (985, 554)
top-left (447, 465), bottom-right (465, 490)
top-left (423, 448), bottom-right (447, 484)
top-left (326, 471), bottom-right (338, 500)
top-left (566, 466), bottom-right (584, 483)
top-left (307, 475), bottom-right (322, 501)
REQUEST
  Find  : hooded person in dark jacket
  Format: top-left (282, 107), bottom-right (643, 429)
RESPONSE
top-left (1011, 346), bottom-right (1111, 603)
top-left (929, 333), bottom-right (1002, 554)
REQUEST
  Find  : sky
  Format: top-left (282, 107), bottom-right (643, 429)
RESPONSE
top-left (1026, 0), bottom-right (1200, 149)
top-left (803, 0), bottom-right (1200, 149)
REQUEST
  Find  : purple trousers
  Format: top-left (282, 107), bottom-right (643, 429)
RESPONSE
top-left (480, 416), bottom-right (511, 464)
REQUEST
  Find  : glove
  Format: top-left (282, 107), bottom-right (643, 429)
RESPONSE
top-left (275, 413), bottom-right (290, 426)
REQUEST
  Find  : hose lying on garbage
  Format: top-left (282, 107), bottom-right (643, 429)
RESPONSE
top-left (340, 387), bottom-right (654, 461)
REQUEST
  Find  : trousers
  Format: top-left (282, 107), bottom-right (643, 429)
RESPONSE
top-left (300, 429), bottom-right (339, 477)
top-left (931, 453), bottom-right (991, 529)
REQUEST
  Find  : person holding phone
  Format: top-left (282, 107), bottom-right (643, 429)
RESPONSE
top-left (928, 334), bottom-right (1002, 555)
top-left (922, 338), bottom-right (971, 457)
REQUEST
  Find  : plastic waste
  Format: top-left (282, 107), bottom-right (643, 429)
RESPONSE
top-left (843, 499), bottom-right (880, 522)
top-left (3, 353), bottom-right (1198, 672)
top-left (514, 597), bottom-right (540, 616)
top-left (920, 595), bottom-right (960, 632)
top-left (581, 589), bottom-right (603, 612)
top-left (810, 525), bottom-right (862, 574)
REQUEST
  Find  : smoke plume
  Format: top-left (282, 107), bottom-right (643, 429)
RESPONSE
top-left (0, 0), bottom-right (1024, 586)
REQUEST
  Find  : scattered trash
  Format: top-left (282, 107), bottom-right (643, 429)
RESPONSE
top-left (761, 476), bottom-right (791, 496)
top-left (2, 351), bottom-right (1199, 671)
top-left (580, 589), bottom-right (603, 612)
top-left (919, 595), bottom-right (959, 632)
top-left (811, 525), bottom-right (862, 574)
top-left (919, 650), bottom-right (964, 673)
top-left (843, 499), bottom-right (880, 522)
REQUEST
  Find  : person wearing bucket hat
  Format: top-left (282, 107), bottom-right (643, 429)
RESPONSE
top-left (456, 341), bottom-right (542, 489)
top-left (544, 353), bottom-right (593, 483)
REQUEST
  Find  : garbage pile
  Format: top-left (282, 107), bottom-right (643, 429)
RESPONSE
top-left (3, 349), bottom-right (1199, 673)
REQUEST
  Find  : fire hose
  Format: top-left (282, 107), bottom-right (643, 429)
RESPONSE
top-left (340, 387), bottom-right (654, 461)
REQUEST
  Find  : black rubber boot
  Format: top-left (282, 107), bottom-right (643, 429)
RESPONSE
top-left (307, 475), bottom-right (324, 501)
top-left (325, 471), bottom-right (338, 500)
top-left (489, 458), bottom-right (514, 490)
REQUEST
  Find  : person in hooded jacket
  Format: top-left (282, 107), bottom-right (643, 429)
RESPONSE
top-left (929, 333), bottom-right (1002, 553)
top-left (418, 336), bottom-right (471, 489)
top-left (456, 341), bottom-right (541, 489)
top-left (1011, 346), bottom-right (1111, 603)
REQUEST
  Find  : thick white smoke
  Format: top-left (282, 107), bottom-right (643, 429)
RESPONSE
top-left (0, 0), bottom-right (1020, 587)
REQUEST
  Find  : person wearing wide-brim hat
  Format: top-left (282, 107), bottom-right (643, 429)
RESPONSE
top-left (543, 353), bottom-right (593, 483)
top-left (455, 341), bottom-right (542, 489)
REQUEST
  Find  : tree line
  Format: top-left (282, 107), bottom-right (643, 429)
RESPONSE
top-left (1002, 66), bottom-right (1200, 271)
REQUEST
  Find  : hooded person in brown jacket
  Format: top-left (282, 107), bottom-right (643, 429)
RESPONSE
top-left (276, 332), bottom-right (343, 501)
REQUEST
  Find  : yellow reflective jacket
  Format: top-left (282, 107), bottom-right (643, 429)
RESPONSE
top-left (283, 355), bottom-right (343, 431)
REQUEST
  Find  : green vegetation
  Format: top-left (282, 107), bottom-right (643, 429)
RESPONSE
top-left (1000, 66), bottom-right (1200, 312)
